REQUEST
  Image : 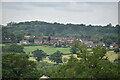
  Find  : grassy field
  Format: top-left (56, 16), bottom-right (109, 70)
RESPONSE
top-left (29, 51), bottom-right (118, 64)
top-left (31, 51), bottom-right (118, 63)
top-left (106, 51), bottom-right (118, 62)
top-left (25, 46), bottom-right (118, 63)
top-left (62, 51), bottom-right (118, 62)
top-left (24, 46), bottom-right (71, 55)
top-left (0, 44), bottom-right (5, 46)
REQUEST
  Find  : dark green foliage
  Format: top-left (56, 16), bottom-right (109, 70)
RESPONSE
top-left (114, 56), bottom-right (120, 64)
top-left (70, 47), bottom-right (78, 54)
top-left (100, 34), bottom-right (118, 47)
top-left (51, 46), bottom-right (119, 78)
top-left (51, 55), bottom-right (79, 78)
top-left (2, 44), bottom-right (24, 53)
top-left (3, 21), bottom-right (118, 42)
top-left (37, 62), bottom-right (60, 77)
top-left (32, 49), bottom-right (47, 61)
top-left (27, 37), bottom-right (34, 42)
top-left (47, 36), bottom-right (51, 41)
top-left (2, 53), bottom-right (39, 79)
top-left (49, 51), bottom-right (63, 63)
top-left (114, 48), bottom-right (120, 53)
top-left (2, 27), bottom-right (24, 43)
top-left (2, 27), bottom-right (16, 43)
top-left (70, 40), bottom-right (80, 54)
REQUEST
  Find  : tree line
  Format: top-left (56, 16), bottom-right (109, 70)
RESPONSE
top-left (2, 21), bottom-right (119, 45)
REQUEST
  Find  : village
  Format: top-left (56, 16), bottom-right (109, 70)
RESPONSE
top-left (19, 35), bottom-right (118, 49)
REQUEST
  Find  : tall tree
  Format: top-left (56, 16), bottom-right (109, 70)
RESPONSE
top-left (49, 51), bottom-right (63, 63)
top-left (51, 46), bottom-right (119, 78)
top-left (2, 44), bottom-right (24, 53)
top-left (2, 53), bottom-right (39, 79)
top-left (32, 49), bottom-right (47, 61)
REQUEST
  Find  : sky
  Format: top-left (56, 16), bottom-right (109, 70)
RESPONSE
top-left (1, 2), bottom-right (118, 26)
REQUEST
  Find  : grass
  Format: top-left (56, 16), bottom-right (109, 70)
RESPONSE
top-left (106, 51), bottom-right (118, 62)
top-left (29, 50), bottom-right (118, 64)
top-left (62, 51), bottom-right (118, 62)
top-left (25, 46), bottom-right (118, 62)
top-left (24, 46), bottom-right (71, 55)
top-left (0, 44), bottom-right (5, 46)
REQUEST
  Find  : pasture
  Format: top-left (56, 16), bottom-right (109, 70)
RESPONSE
top-left (24, 46), bottom-right (71, 55)
top-left (106, 51), bottom-right (118, 62)
top-left (29, 51), bottom-right (118, 63)
top-left (0, 44), bottom-right (5, 46)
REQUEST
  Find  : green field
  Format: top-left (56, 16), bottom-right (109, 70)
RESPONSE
top-left (24, 46), bottom-right (71, 55)
top-left (0, 44), bottom-right (5, 46)
top-left (29, 51), bottom-right (118, 64)
top-left (106, 51), bottom-right (118, 62)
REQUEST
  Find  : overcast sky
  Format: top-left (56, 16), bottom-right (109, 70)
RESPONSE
top-left (1, 2), bottom-right (118, 26)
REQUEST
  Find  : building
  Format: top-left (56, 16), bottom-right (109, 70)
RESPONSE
top-left (109, 43), bottom-right (118, 49)
top-left (34, 39), bottom-right (43, 44)
top-left (24, 35), bottom-right (30, 39)
top-left (19, 40), bottom-right (30, 44)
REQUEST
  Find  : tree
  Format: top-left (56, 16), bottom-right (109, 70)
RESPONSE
top-left (14, 33), bottom-right (24, 42)
top-left (32, 49), bottom-right (47, 61)
top-left (114, 56), bottom-right (120, 64)
top-left (71, 40), bottom-right (80, 48)
top-left (70, 47), bottom-right (78, 54)
top-left (2, 44), bottom-right (24, 53)
top-left (101, 34), bottom-right (117, 47)
top-left (37, 62), bottom-right (60, 77)
top-left (49, 51), bottom-right (63, 63)
top-left (70, 40), bottom-right (81, 54)
top-left (2, 53), bottom-right (39, 79)
top-left (27, 37), bottom-right (34, 43)
top-left (51, 46), bottom-right (119, 78)
top-left (2, 28), bottom-right (16, 43)
top-left (3, 21), bottom-right (118, 42)
top-left (47, 36), bottom-right (51, 41)
top-left (50, 55), bottom-right (79, 78)
top-left (114, 47), bottom-right (120, 53)
top-left (2, 28), bottom-right (24, 43)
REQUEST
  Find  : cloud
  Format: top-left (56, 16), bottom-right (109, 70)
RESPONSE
top-left (1, 2), bottom-right (118, 26)
top-left (2, 0), bottom-right (120, 2)
top-left (27, 2), bottom-right (69, 7)
top-left (2, 2), bottom-right (30, 10)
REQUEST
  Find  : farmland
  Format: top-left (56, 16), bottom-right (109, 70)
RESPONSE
top-left (23, 45), bottom-right (118, 63)
top-left (29, 50), bottom-right (118, 63)
top-left (106, 51), bottom-right (118, 62)
top-left (24, 46), bottom-right (71, 55)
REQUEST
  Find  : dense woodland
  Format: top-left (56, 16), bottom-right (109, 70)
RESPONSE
top-left (2, 21), bottom-right (119, 47)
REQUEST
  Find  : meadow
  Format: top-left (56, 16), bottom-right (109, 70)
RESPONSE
top-left (29, 50), bottom-right (118, 63)
top-left (24, 46), bottom-right (71, 55)
top-left (1, 44), bottom-right (118, 63)
top-left (0, 44), bottom-right (5, 46)
top-left (105, 51), bottom-right (118, 62)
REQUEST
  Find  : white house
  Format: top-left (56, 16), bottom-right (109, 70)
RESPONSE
top-left (19, 40), bottom-right (30, 44)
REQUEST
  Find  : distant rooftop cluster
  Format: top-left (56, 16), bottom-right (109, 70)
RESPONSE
top-left (19, 35), bottom-right (118, 49)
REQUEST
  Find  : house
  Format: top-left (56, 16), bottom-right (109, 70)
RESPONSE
top-left (43, 36), bottom-right (49, 39)
top-left (19, 40), bottom-right (30, 44)
top-left (50, 40), bottom-right (58, 44)
top-left (24, 35), bottom-right (30, 39)
top-left (34, 39), bottom-right (43, 44)
top-left (109, 43), bottom-right (118, 49)
top-left (43, 40), bottom-right (49, 44)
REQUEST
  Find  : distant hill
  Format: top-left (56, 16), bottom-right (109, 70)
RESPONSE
top-left (2, 21), bottom-right (119, 40)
